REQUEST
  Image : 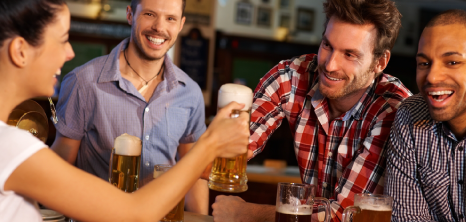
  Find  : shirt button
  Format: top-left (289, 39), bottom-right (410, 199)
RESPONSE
top-left (145, 135), bottom-right (149, 140)
top-left (145, 107), bottom-right (150, 113)
top-left (145, 162), bottom-right (150, 167)
top-left (328, 152), bottom-right (333, 157)
top-left (459, 180), bottom-right (464, 185)
top-left (458, 146), bottom-right (464, 151)
top-left (322, 182), bottom-right (327, 188)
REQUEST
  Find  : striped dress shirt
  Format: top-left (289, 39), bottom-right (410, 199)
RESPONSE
top-left (249, 54), bottom-right (412, 221)
top-left (386, 94), bottom-right (466, 222)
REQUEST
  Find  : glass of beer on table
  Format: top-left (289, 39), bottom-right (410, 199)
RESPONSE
top-left (208, 83), bottom-right (253, 193)
top-left (342, 193), bottom-right (392, 222)
top-left (108, 133), bottom-right (141, 193)
top-left (153, 164), bottom-right (184, 222)
top-left (275, 183), bottom-right (331, 222)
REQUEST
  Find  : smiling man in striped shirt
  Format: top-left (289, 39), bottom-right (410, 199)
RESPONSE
top-left (386, 9), bottom-right (466, 222)
top-left (211, 0), bottom-right (412, 221)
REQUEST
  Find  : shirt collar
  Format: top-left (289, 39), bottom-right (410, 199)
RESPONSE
top-left (435, 120), bottom-right (460, 142)
top-left (163, 54), bottom-right (187, 92)
top-left (97, 38), bottom-right (187, 91)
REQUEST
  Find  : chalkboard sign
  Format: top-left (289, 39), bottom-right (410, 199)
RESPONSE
top-left (179, 28), bottom-right (209, 89)
top-left (232, 58), bottom-right (273, 90)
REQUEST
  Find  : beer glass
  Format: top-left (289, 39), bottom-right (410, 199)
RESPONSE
top-left (108, 133), bottom-right (142, 193)
top-left (208, 83), bottom-right (253, 193)
top-left (275, 183), bottom-right (331, 222)
top-left (153, 164), bottom-right (184, 222)
top-left (342, 193), bottom-right (392, 222)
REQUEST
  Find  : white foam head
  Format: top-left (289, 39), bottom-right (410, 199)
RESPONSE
top-left (359, 204), bottom-right (391, 211)
top-left (276, 204), bottom-right (313, 215)
top-left (114, 133), bottom-right (142, 156)
top-left (218, 84), bottom-right (253, 111)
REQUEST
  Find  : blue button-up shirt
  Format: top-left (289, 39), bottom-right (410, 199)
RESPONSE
top-left (55, 38), bottom-right (206, 185)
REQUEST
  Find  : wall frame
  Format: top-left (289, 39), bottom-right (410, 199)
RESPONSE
top-left (296, 8), bottom-right (315, 32)
top-left (236, 2), bottom-right (253, 25)
top-left (257, 7), bottom-right (272, 27)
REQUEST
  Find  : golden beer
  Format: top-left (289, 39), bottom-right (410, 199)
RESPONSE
top-left (352, 207), bottom-right (392, 222)
top-left (154, 165), bottom-right (184, 222)
top-left (342, 194), bottom-right (392, 222)
top-left (208, 84), bottom-right (253, 193)
top-left (109, 133), bottom-right (142, 193)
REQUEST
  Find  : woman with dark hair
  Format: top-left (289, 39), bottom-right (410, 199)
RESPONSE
top-left (0, 0), bottom-right (249, 221)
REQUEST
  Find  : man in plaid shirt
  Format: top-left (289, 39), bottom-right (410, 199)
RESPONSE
top-left (212, 0), bottom-right (411, 221)
top-left (386, 10), bottom-right (466, 221)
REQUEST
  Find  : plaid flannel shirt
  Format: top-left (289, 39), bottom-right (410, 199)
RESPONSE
top-left (249, 54), bottom-right (412, 221)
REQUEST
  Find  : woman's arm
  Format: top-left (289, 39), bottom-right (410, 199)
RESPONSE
top-left (4, 102), bottom-right (249, 222)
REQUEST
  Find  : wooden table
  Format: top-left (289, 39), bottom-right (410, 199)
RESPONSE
top-left (208, 165), bottom-right (302, 215)
top-left (185, 211), bottom-right (213, 222)
top-left (246, 165), bottom-right (301, 184)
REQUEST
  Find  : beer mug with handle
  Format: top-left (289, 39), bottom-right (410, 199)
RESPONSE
top-left (108, 133), bottom-right (142, 193)
top-left (208, 83), bottom-right (253, 193)
top-left (275, 183), bottom-right (332, 222)
top-left (342, 193), bottom-right (392, 222)
top-left (154, 164), bottom-right (185, 222)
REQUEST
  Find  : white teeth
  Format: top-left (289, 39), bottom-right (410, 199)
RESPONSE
top-left (325, 73), bottom-right (343, 81)
top-left (428, 91), bottom-right (453, 96)
top-left (147, 36), bottom-right (165, 45)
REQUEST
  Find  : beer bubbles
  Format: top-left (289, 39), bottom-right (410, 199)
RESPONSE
top-left (208, 83), bottom-right (253, 193)
top-left (109, 133), bottom-right (142, 193)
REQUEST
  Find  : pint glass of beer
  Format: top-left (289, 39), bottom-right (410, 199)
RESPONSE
top-left (342, 193), bottom-right (392, 222)
top-left (153, 164), bottom-right (184, 222)
top-left (208, 83), bottom-right (253, 193)
top-left (275, 183), bottom-right (331, 222)
top-left (108, 133), bottom-right (142, 193)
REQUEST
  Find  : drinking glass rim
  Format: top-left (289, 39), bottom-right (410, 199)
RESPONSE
top-left (355, 193), bottom-right (393, 200)
top-left (277, 182), bottom-right (315, 188)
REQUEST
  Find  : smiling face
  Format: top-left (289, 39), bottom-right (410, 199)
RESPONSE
top-left (317, 16), bottom-right (379, 100)
top-left (26, 4), bottom-right (74, 97)
top-left (128, 0), bottom-right (185, 61)
top-left (416, 24), bottom-right (466, 124)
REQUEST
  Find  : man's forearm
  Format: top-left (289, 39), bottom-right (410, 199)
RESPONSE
top-left (249, 203), bottom-right (276, 222)
top-left (184, 179), bottom-right (208, 214)
top-left (212, 195), bottom-right (276, 222)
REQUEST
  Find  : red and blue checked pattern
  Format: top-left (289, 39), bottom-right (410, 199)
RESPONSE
top-left (249, 54), bottom-right (412, 221)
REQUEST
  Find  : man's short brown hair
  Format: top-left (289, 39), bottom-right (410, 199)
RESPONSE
top-left (323, 0), bottom-right (402, 59)
top-left (130, 0), bottom-right (186, 16)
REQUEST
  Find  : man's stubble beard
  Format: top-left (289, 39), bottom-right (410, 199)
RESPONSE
top-left (423, 90), bottom-right (466, 123)
top-left (318, 61), bottom-right (376, 100)
top-left (131, 29), bottom-right (175, 62)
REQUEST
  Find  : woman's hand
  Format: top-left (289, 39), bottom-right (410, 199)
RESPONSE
top-left (200, 102), bottom-right (249, 159)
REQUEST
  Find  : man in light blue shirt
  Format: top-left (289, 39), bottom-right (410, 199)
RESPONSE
top-left (51, 0), bottom-right (209, 214)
